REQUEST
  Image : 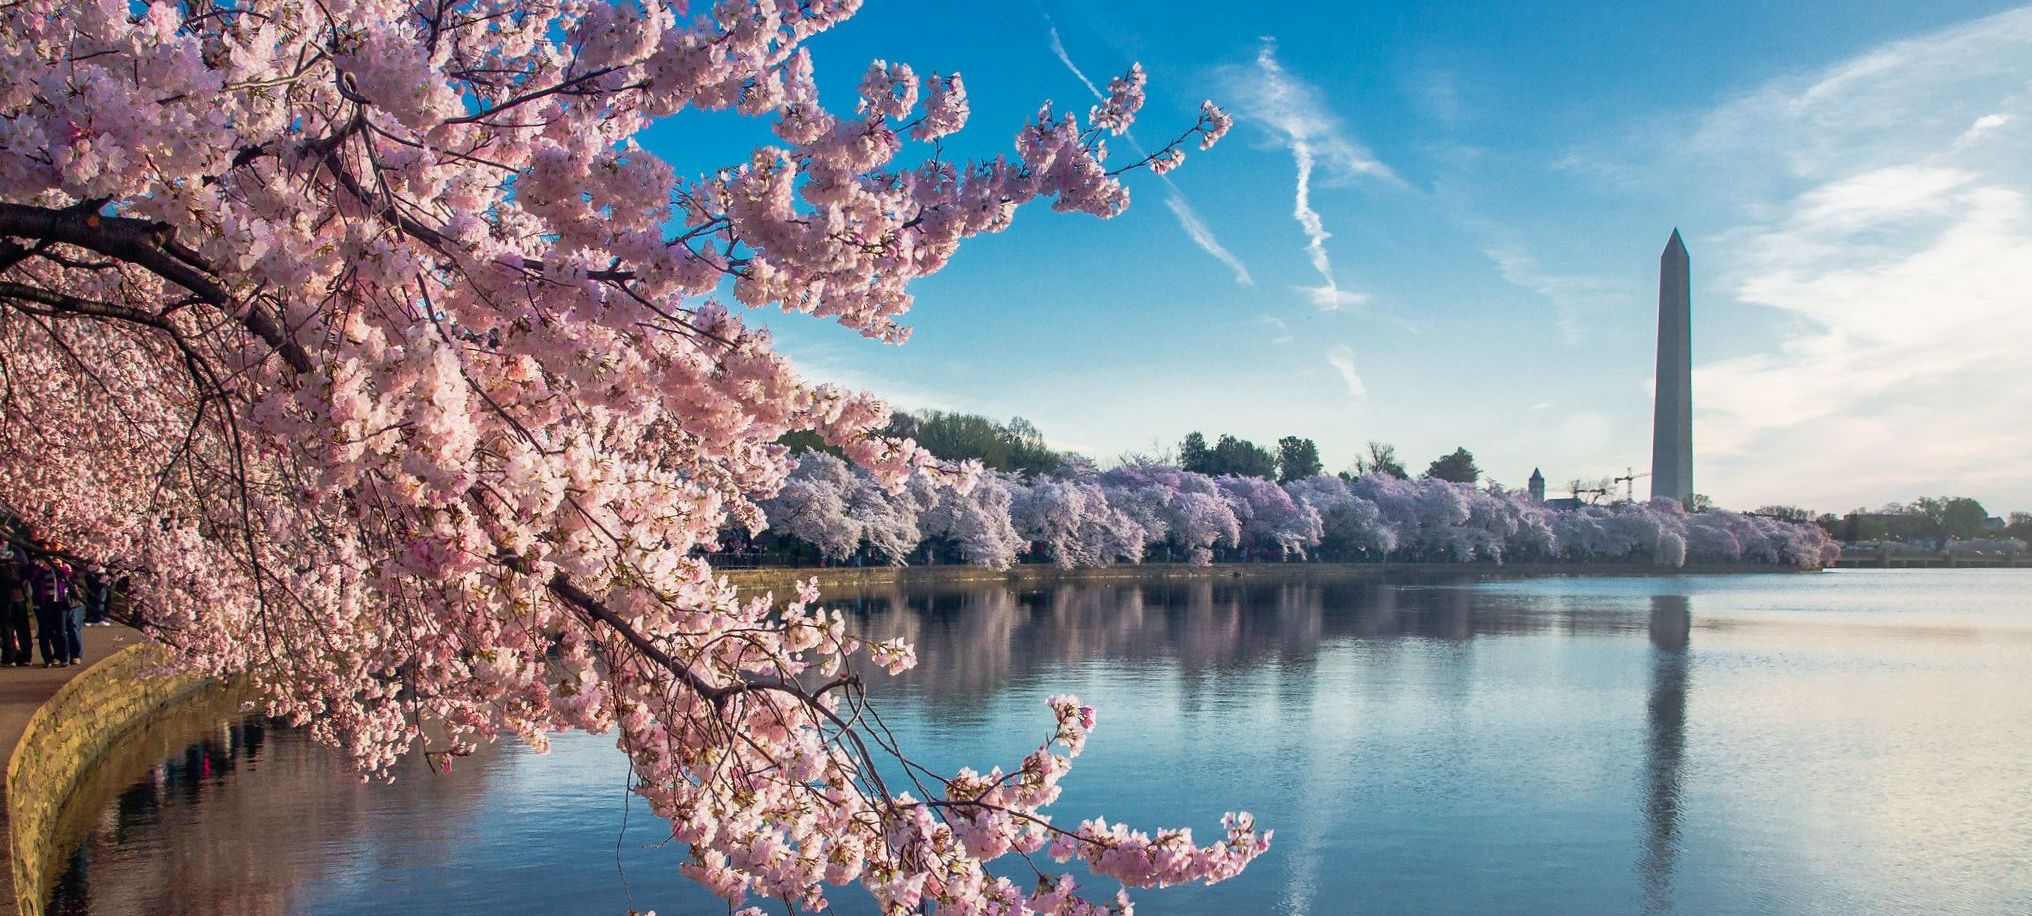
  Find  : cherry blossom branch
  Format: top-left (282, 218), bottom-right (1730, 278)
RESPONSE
top-left (0, 202), bottom-right (312, 373)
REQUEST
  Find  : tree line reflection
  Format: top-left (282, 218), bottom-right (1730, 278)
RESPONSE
top-left (47, 576), bottom-right (1708, 914)
top-left (833, 576), bottom-right (1678, 701)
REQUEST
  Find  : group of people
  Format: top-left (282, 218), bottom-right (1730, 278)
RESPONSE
top-left (0, 538), bottom-right (115, 668)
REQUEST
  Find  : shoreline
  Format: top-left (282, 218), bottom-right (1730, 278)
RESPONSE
top-left (2, 635), bottom-right (220, 916)
top-left (721, 559), bottom-right (1825, 595)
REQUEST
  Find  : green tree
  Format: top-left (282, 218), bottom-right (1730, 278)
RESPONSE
top-left (1356, 441), bottom-right (1406, 478)
top-left (887, 410), bottom-right (1063, 476)
top-left (1276, 436), bottom-right (1323, 483)
top-left (775, 429), bottom-right (844, 457)
top-left (2008, 512), bottom-right (2032, 544)
top-left (1424, 447), bottom-right (1480, 484)
top-left (1910, 496), bottom-right (1989, 548)
top-left (1836, 508), bottom-right (1889, 542)
top-left (1209, 435), bottom-right (1278, 479)
top-left (1179, 432), bottom-right (1211, 474)
top-left (1178, 432), bottom-right (1278, 478)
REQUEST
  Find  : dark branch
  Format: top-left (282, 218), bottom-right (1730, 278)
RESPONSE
top-left (0, 201), bottom-right (312, 373)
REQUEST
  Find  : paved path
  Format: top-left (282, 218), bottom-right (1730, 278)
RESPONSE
top-left (0, 625), bottom-right (142, 914)
top-left (0, 627), bottom-right (142, 770)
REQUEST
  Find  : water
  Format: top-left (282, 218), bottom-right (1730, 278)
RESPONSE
top-left (47, 569), bottom-right (2032, 915)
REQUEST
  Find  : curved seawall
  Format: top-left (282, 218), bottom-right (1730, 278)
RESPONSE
top-left (5, 643), bottom-right (221, 915)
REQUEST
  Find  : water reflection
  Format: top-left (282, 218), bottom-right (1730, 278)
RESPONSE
top-left (834, 577), bottom-right (1664, 705)
top-left (49, 714), bottom-right (504, 915)
top-left (1642, 594), bottom-right (1691, 914)
top-left (45, 570), bottom-right (2032, 916)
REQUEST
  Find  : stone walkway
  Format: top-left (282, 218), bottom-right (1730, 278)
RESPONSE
top-left (0, 626), bottom-right (141, 914)
top-left (0, 628), bottom-right (141, 770)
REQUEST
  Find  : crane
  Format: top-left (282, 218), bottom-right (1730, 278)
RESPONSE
top-left (1567, 478), bottom-right (1611, 506)
top-left (1613, 466), bottom-right (1651, 503)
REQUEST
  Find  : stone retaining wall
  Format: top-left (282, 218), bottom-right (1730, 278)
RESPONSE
top-left (6, 645), bottom-right (214, 916)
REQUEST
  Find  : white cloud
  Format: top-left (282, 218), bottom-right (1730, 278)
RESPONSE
top-left (1665, 7), bottom-right (2032, 509)
top-left (1221, 40), bottom-right (1398, 185)
top-left (1327, 345), bottom-right (1367, 397)
top-left (1954, 112), bottom-right (2010, 150)
top-left (1480, 242), bottom-right (1630, 345)
top-left (1687, 9), bottom-right (2032, 182)
top-left (1259, 313), bottom-right (1293, 344)
top-left (1047, 25), bottom-right (1252, 286)
top-left (1219, 40), bottom-right (1398, 310)
top-left (1300, 285), bottom-right (1371, 311)
top-left (1415, 70), bottom-right (1465, 128)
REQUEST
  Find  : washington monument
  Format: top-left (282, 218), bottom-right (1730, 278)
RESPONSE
top-left (1651, 230), bottom-right (1693, 505)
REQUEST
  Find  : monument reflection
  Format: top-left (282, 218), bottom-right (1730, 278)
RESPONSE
top-left (1642, 594), bottom-right (1692, 914)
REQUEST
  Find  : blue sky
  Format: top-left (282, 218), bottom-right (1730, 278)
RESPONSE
top-left (649, 1), bottom-right (2032, 515)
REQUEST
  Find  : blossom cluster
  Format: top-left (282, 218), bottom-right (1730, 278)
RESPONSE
top-left (758, 458), bottom-right (1842, 571)
top-left (0, 1), bottom-right (1249, 911)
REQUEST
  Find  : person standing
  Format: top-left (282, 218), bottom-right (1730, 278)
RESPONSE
top-left (83, 567), bottom-right (110, 627)
top-left (26, 543), bottom-right (75, 667)
top-left (0, 543), bottom-right (31, 665)
top-left (59, 547), bottom-right (85, 666)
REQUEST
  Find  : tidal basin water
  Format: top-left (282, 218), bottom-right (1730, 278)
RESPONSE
top-left (48, 568), bottom-right (2032, 915)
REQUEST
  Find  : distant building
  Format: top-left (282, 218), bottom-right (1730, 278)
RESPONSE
top-left (1528, 468), bottom-right (1546, 503)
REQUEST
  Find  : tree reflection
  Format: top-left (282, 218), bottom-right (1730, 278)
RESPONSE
top-left (48, 718), bottom-right (503, 915)
top-left (49, 573), bottom-right (1727, 914)
top-left (831, 574), bottom-right (1676, 704)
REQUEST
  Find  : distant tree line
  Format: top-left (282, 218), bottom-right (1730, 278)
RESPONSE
top-left (726, 412), bottom-right (1839, 571)
top-left (1803, 497), bottom-right (2030, 552)
top-left (1178, 431), bottom-right (1482, 487)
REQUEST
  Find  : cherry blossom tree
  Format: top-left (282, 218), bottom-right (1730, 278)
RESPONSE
top-left (1946, 537), bottom-right (2024, 559)
top-left (1009, 476), bottom-right (1149, 569)
top-left (758, 451), bottom-right (924, 565)
top-left (1641, 497), bottom-right (1689, 568)
top-left (760, 458), bottom-right (1836, 574)
top-left (915, 468), bottom-right (1027, 569)
top-left (1216, 475), bottom-right (1321, 559)
top-left (1348, 473), bottom-right (1428, 551)
top-left (1496, 486), bottom-right (1558, 560)
top-left (759, 451), bottom-right (866, 562)
top-left (1683, 511), bottom-right (1746, 562)
top-left (1099, 464), bottom-right (1239, 565)
top-left (1283, 474), bottom-right (1394, 559)
top-left (848, 462), bottom-right (927, 565)
top-left (1552, 507), bottom-right (1639, 561)
top-left (0, 1), bottom-right (1265, 911)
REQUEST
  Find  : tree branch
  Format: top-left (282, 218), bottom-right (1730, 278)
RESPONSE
top-left (0, 202), bottom-right (312, 373)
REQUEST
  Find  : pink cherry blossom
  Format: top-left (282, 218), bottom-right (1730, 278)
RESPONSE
top-left (0, 1), bottom-right (1247, 911)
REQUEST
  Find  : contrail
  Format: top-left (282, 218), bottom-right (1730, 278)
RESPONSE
top-left (1046, 23), bottom-right (1254, 286)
